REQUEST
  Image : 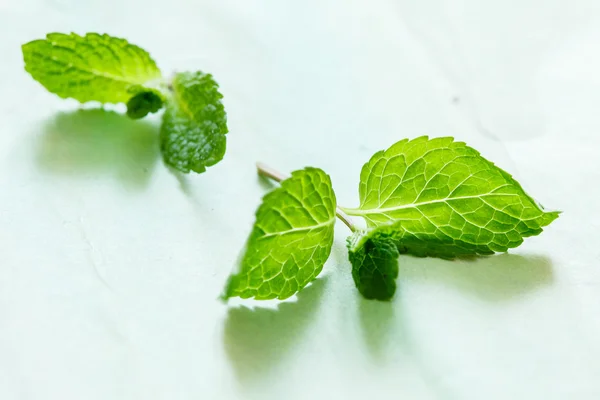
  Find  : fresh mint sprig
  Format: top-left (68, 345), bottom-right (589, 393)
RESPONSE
top-left (22, 32), bottom-right (228, 174)
top-left (223, 136), bottom-right (559, 301)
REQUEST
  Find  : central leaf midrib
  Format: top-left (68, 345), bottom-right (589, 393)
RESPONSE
top-left (49, 53), bottom-right (154, 86)
top-left (344, 193), bottom-right (516, 216)
top-left (259, 217), bottom-right (335, 239)
top-left (173, 81), bottom-right (196, 122)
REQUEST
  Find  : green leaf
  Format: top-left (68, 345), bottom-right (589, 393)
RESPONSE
top-left (22, 32), bottom-right (163, 104)
top-left (347, 230), bottom-right (399, 301)
top-left (126, 89), bottom-right (164, 120)
top-left (342, 136), bottom-right (559, 258)
top-left (160, 71), bottom-right (228, 173)
top-left (223, 168), bottom-right (336, 300)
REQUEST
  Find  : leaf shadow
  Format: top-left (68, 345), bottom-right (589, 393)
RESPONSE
top-left (35, 109), bottom-right (160, 190)
top-left (356, 253), bottom-right (553, 365)
top-left (168, 167), bottom-right (194, 196)
top-left (223, 277), bottom-right (327, 384)
top-left (356, 293), bottom-right (456, 398)
top-left (358, 298), bottom-right (398, 362)
top-left (399, 253), bottom-right (554, 302)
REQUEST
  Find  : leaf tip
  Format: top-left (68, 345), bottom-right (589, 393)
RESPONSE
top-left (218, 291), bottom-right (231, 303)
top-left (543, 210), bottom-right (561, 226)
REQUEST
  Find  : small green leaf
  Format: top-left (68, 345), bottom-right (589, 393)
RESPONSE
top-left (347, 230), bottom-right (399, 301)
top-left (22, 32), bottom-right (163, 104)
top-left (342, 136), bottom-right (559, 258)
top-left (126, 89), bottom-right (164, 119)
top-left (160, 71), bottom-right (228, 173)
top-left (223, 168), bottom-right (336, 300)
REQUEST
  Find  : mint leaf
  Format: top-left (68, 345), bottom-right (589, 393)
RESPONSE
top-left (160, 71), bottom-right (228, 173)
top-left (223, 168), bottom-right (336, 300)
top-left (342, 136), bottom-right (559, 258)
top-left (126, 89), bottom-right (164, 119)
top-left (347, 231), bottom-right (399, 301)
top-left (22, 33), bottom-right (163, 104)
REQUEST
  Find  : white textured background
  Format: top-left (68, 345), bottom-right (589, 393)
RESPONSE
top-left (1, 1), bottom-right (599, 399)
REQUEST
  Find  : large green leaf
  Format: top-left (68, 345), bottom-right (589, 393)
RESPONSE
top-left (160, 71), bottom-right (228, 173)
top-left (223, 168), bottom-right (336, 300)
top-left (342, 136), bottom-right (559, 258)
top-left (22, 32), bottom-right (163, 104)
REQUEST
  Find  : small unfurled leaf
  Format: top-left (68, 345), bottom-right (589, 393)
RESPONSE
top-left (347, 230), bottom-right (399, 301)
top-left (22, 32), bottom-right (163, 104)
top-left (160, 71), bottom-right (228, 173)
top-left (342, 136), bottom-right (559, 258)
top-left (223, 168), bottom-right (336, 300)
top-left (126, 89), bottom-right (164, 119)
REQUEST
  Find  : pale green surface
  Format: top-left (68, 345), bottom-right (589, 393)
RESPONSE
top-left (343, 136), bottom-right (559, 258)
top-left (225, 168), bottom-right (336, 300)
top-left (160, 71), bottom-right (228, 173)
top-left (22, 33), bottom-right (162, 104)
top-left (2, 1), bottom-right (600, 400)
